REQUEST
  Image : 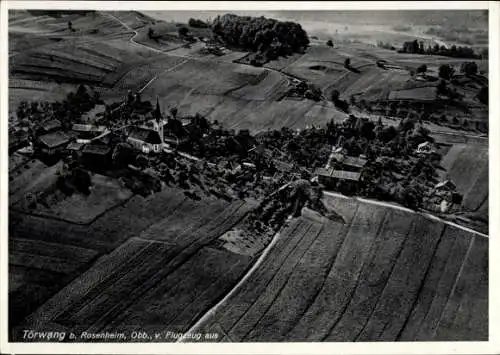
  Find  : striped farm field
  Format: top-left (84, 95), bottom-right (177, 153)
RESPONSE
top-left (14, 196), bottom-right (257, 341)
top-left (193, 195), bottom-right (488, 342)
top-left (8, 237), bottom-right (100, 330)
top-left (141, 59), bottom-right (266, 97)
top-left (439, 143), bottom-right (488, 214)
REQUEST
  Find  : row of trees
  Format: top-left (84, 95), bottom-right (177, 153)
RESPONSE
top-left (399, 39), bottom-right (482, 59)
top-left (212, 14), bottom-right (309, 58)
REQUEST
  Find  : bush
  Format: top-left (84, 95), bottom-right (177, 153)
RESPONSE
top-left (326, 39), bottom-right (333, 47)
top-left (460, 61), bottom-right (478, 76)
top-left (417, 64), bottom-right (427, 73)
top-left (438, 64), bottom-right (455, 80)
top-left (178, 26), bottom-right (189, 37)
top-left (477, 86), bottom-right (488, 105)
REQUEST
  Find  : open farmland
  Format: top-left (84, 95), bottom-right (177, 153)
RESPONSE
top-left (439, 143), bottom-right (488, 215)
top-left (138, 55), bottom-right (348, 132)
top-left (13, 196), bottom-right (257, 341)
top-left (8, 9), bottom-right (489, 344)
top-left (9, 237), bottom-right (100, 329)
top-left (192, 195), bottom-right (488, 341)
top-left (11, 174), bottom-right (134, 224)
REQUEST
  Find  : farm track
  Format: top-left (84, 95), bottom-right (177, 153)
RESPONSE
top-left (323, 191), bottom-right (488, 238)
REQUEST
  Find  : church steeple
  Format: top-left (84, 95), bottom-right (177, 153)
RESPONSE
top-left (153, 96), bottom-right (164, 142)
top-left (154, 96), bottom-right (162, 122)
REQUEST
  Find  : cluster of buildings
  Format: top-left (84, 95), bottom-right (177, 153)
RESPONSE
top-left (17, 96), bottom-right (183, 169)
top-left (314, 146), bottom-right (368, 193)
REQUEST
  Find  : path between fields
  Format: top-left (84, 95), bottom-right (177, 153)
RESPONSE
top-left (177, 177), bottom-right (486, 341)
top-left (323, 191), bottom-right (488, 238)
top-left (178, 228), bottom-right (284, 342)
top-left (105, 13), bottom-right (294, 88)
top-left (137, 59), bottom-right (189, 94)
top-left (106, 15), bottom-right (485, 143)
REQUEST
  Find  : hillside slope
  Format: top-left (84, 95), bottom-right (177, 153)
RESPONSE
top-left (193, 195), bottom-right (488, 342)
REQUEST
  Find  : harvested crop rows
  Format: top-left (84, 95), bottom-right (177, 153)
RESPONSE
top-left (8, 237), bottom-right (100, 330)
top-left (15, 197), bottom-right (257, 340)
top-left (440, 144), bottom-right (488, 212)
top-left (194, 196), bottom-right (488, 341)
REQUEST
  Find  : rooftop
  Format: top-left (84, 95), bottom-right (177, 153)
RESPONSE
top-left (72, 123), bottom-right (106, 132)
top-left (41, 119), bottom-right (62, 132)
top-left (343, 156), bottom-right (368, 168)
top-left (330, 153), bottom-right (367, 168)
top-left (315, 167), bottom-right (361, 181)
top-left (128, 127), bottom-right (162, 145)
top-left (67, 142), bottom-right (85, 151)
top-left (38, 131), bottom-right (70, 148)
top-left (82, 144), bottom-right (111, 155)
top-left (330, 170), bottom-right (361, 181)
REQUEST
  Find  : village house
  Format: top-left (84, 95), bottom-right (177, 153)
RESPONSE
top-left (72, 123), bottom-right (107, 143)
top-left (326, 151), bottom-right (367, 172)
top-left (81, 144), bottom-right (112, 169)
top-left (36, 119), bottom-right (62, 135)
top-left (36, 131), bottom-right (70, 156)
top-left (127, 127), bottom-right (163, 154)
top-left (315, 167), bottom-right (361, 193)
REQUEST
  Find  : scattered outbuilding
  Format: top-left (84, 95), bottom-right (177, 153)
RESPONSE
top-left (416, 141), bottom-right (436, 154)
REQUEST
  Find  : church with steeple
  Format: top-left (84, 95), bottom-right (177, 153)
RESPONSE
top-left (140, 96), bottom-right (169, 141)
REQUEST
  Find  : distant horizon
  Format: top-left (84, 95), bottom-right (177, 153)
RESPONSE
top-left (143, 9), bottom-right (488, 28)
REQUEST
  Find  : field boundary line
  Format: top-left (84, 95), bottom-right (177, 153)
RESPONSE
top-left (322, 210), bottom-right (389, 341)
top-left (242, 223), bottom-right (324, 341)
top-left (236, 222), bottom-right (316, 341)
top-left (285, 203), bottom-right (360, 339)
top-left (323, 191), bottom-right (488, 238)
top-left (138, 59), bottom-right (189, 94)
top-left (353, 219), bottom-right (415, 341)
top-left (177, 227), bottom-right (286, 342)
top-left (395, 224), bottom-right (447, 341)
top-left (430, 236), bottom-right (476, 339)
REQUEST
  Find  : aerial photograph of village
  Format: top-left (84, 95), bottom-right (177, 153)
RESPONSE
top-left (7, 6), bottom-right (488, 343)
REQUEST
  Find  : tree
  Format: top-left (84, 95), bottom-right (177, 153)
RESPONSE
top-left (112, 142), bottom-right (135, 168)
top-left (437, 79), bottom-right (448, 96)
top-left (417, 64), bottom-right (427, 74)
top-left (72, 168), bottom-right (92, 195)
top-left (188, 18), bottom-right (209, 28)
top-left (68, 20), bottom-right (73, 31)
top-left (460, 61), bottom-right (478, 76)
top-left (170, 107), bottom-right (178, 119)
top-left (135, 154), bottom-right (149, 169)
top-left (344, 58), bottom-right (351, 68)
top-left (178, 26), bottom-right (189, 37)
top-left (326, 39), bottom-right (333, 47)
top-left (438, 64), bottom-right (455, 80)
top-left (477, 86), bottom-right (488, 105)
top-left (148, 27), bottom-right (155, 39)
